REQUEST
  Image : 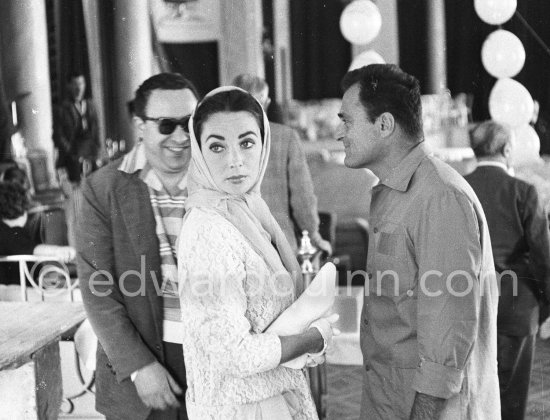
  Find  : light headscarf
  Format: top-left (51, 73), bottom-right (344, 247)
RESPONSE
top-left (184, 86), bottom-right (303, 296)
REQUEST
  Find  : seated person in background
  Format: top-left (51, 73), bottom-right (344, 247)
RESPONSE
top-left (178, 87), bottom-right (338, 419)
top-left (1, 164), bottom-right (37, 204)
top-left (0, 182), bottom-right (75, 285)
top-left (1, 164), bottom-right (43, 242)
top-left (232, 74), bottom-right (332, 255)
top-left (464, 120), bottom-right (550, 420)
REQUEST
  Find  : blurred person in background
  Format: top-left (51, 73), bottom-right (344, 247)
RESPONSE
top-left (0, 182), bottom-right (75, 286)
top-left (1, 164), bottom-right (43, 243)
top-left (232, 74), bottom-right (331, 255)
top-left (465, 120), bottom-right (550, 420)
top-left (53, 72), bottom-right (100, 183)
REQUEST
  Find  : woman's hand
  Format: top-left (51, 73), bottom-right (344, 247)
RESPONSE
top-left (279, 313), bottom-right (340, 365)
top-left (308, 313), bottom-right (340, 353)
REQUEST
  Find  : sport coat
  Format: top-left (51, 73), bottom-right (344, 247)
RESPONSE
top-left (53, 98), bottom-right (100, 163)
top-left (261, 122), bottom-right (320, 250)
top-left (465, 165), bottom-right (550, 336)
top-left (77, 159), bottom-right (168, 420)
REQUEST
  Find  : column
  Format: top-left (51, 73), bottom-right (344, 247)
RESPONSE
top-left (0, 0), bottom-right (56, 188)
top-left (426, 0), bottom-right (447, 94)
top-left (219, 0), bottom-right (265, 85)
top-left (112, 0), bottom-right (153, 148)
top-left (273, 0), bottom-right (293, 104)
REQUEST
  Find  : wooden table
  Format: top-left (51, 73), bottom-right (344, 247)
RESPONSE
top-left (0, 302), bottom-right (86, 419)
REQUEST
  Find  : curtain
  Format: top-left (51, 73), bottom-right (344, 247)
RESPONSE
top-left (290, 0), bottom-right (351, 100)
top-left (161, 42), bottom-right (220, 98)
top-left (398, 0), bottom-right (550, 153)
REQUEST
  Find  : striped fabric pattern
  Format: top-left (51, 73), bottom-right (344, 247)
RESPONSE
top-left (118, 143), bottom-right (187, 323)
top-left (148, 184), bottom-right (186, 322)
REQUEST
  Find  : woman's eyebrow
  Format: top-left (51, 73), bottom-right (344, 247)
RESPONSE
top-left (238, 131), bottom-right (258, 139)
top-left (205, 134), bottom-right (225, 142)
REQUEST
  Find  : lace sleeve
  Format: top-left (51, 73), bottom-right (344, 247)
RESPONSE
top-left (178, 210), bottom-right (282, 378)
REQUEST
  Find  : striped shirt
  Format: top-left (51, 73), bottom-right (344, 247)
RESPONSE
top-left (118, 143), bottom-right (187, 342)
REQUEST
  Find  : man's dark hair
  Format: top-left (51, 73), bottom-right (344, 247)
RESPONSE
top-left (133, 73), bottom-right (200, 119)
top-left (469, 120), bottom-right (512, 158)
top-left (0, 182), bottom-right (28, 219)
top-left (66, 71), bottom-right (85, 83)
top-left (232, 74), bottom-right (268, 96)
top-left (193, 89), bottom-right (264, 148)
top-left (341, 64), bottom-right (423, 141)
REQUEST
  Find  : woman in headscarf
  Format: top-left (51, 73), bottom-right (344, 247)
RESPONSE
top-left (177, 87), bottom-right (338, 419)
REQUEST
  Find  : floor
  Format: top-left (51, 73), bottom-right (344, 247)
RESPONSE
top-left (60, 338), bottom-right (550, 420)
top-left (325, 338), bottom-right (550, 420)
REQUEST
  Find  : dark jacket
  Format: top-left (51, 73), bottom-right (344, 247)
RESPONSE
top-left (76, 160), bottom-right (168, 420)
top-left (465, 165), bottom-right (550, 335)
top-left (53, 98), bottom-right (99, 166)
top-left (261, 122), bottom-right (320, 250)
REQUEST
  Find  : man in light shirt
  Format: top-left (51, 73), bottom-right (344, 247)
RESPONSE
top-left (337, 64), bottom-right (500, 419)
top-left (77, 73), bottom-right (198, 420)
top-left (465, 120), bottom-right (550, 420)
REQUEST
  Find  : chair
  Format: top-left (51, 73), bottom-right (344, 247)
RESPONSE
top-left (0, 255), bottom-right (78, 302)
top-left (0, 255), bottom-right (96, 414)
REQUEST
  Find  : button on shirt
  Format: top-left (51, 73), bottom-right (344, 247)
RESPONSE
top-left (360, 143), bottom-right (500, 419)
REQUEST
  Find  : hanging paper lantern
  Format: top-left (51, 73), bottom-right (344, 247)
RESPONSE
top-left (482, 30), bottom-right (525, 78)
top-left (349, 50), bottom-right (385, 71)
top-left (340, 0), bottom-right (382, 45)
top-left (489, 78), bottom-right (534, 128)
top-left (511, 124), bottom-right (541, 165)
top-left (474, 0), bottom-right (517, 25)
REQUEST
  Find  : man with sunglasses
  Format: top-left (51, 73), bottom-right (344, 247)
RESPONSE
top-left (77, 73), bottom-right (199, 420)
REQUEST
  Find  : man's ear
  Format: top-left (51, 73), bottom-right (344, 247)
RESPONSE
top-left (133, 116), bottom-right (145, 137)
top-left (503, 142), bottom-right (512, 159)
top-left (378, 112), bottom-right (395, 138)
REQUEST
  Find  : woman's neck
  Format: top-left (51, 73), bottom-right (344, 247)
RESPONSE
top-left (3, 212), bottom-right (27, 228)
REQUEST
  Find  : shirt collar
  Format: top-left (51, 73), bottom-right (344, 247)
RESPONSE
top-left (378, 142), bottom-right (430, 192)
top-left (118, 142), bottom-right (188, 192)
top-left (119, 141), bottom-right (148, 174)
top-left (476, 160), bottom-right (508, 172)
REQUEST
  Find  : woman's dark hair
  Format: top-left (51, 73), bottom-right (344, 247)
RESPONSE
top-left (193, 89), bottom-right (264, 148)
top-left (341, 64), bottom-right (423, 142)
top-left (0, 182), bottom-right (29, 220)
top-left (133, 73), bottom-right (200, 119)
top-left (2, 166), bottom-right (30, 189)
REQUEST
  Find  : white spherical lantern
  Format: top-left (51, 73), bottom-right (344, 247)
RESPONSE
top-left (489, 78), bottom-right (534, 128)
top-left (511, 124), bottom-right (541, 166)
top-left (340, 0), bottom-right (382, 45)
top-left (482, 30), bottom-right (525, 78)
top-left (474, 0), bottom-right (517, 25)
top-left (349, 50), bottom-right (385, 71)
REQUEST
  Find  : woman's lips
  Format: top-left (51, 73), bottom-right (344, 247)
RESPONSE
top-left (226, 175), bottom-right (247, 183)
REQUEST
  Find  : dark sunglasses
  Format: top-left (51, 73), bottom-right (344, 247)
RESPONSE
top-left (142, 115), bottom-right (191, 135)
